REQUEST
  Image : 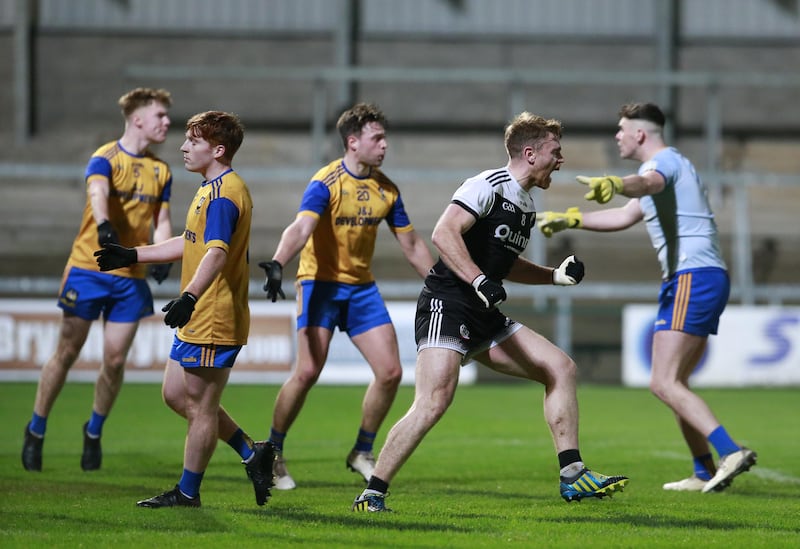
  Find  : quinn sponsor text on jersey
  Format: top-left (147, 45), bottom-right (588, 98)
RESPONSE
top-left (427, 167), bottom-right (536, 301)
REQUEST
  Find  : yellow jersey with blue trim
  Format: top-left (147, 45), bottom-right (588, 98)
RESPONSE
top-left (68, 140), bottom-right (173, 279)
top-left (178, 169), bottom-right (252, 346)
top-left (296, 159), bottom-right (415, 285)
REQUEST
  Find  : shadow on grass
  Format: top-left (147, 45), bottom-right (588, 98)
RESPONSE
top-left (541, 511), bottom-right (800, 534)
top-left (22, 507), bottom-right (231, 534)
top-left (239, 505), bottom-right (474, 534)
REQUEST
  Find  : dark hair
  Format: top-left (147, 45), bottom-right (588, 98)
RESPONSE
top-left (336, 103), bottom-right (387, 149)
top-left (118, 87), bottom-right (172, 117)
top-left (504, 112), bottom-right (562, 158)
top-left (618, 102), bottom-right (666, 127)
top-left (185, 111), bottom-right (244, 164)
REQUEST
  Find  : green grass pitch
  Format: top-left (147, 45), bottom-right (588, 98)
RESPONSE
top-left (1, 382), bottom-right (798, 548)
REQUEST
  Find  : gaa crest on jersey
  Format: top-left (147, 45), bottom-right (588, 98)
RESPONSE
top-left (195, 196), bottom-right (207, 215)
top-left (60, 288), bottom-right (78, 308)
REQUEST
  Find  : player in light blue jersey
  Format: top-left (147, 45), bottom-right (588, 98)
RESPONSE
top-left (538, 102), bottom-right (756, 494)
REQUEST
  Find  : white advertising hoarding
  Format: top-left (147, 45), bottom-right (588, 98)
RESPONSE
top-left (0, 299), bottom-right (475, 385)
top-left (623, 304), bottom-right (800, 387)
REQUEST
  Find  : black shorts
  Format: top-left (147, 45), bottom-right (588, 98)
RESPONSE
top-left (415, 286), bottom-right (521, 362)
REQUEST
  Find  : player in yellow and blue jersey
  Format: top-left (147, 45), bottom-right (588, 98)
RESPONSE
top-left (259, 103), bottom-right (435, 490)
top-left (95, 110), bottom-right (274, 508)
top-left (22, 88), bottom-right (174, 473)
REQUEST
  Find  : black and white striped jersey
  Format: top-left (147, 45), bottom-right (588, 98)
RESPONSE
top-left (426, 167), bottom-right (536, 298)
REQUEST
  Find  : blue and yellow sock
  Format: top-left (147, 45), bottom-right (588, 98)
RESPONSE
top-left (86, 410), bottom-right (106, 438)
top-left (29, 413), bottom-right (47, 437)
top-left (708, 425), bottom-right (740, 458)
top-left (178, 468), bottom-right (204, 499)
top-left (226, 428), bottom-right (254, 460)
top-left (693, 453), bottom-right (715, 481)
top-left (354, 428), bottom-right (376, 453)
top-left (269, 428), bottom-right (286, 454)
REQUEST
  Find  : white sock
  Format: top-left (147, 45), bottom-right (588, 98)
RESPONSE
top-left (560, 461), bottom-right (585, 479)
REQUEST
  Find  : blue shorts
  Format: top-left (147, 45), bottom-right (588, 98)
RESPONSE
top-left (297, 280), bottom-right (392, 336)
top-left (656, 267), bottom-right (729, 337)
top-left (57, 266), bottom-right (154, 322)
top-left (169, 335), bottom-right (242, 368)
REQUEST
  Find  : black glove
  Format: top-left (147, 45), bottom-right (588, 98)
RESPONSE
top-left (162, 292), bottom-right (197, 328)
top-left (93, 243), bottom-right (138, 271)
top-left (149, 263), bottom-right (173, 284)
top-left (471, 274), bottom-right (506, 309)
top-left (97, 220), bottom-right (119, 247)
top-left (258, 260), bottom-right (286, 302)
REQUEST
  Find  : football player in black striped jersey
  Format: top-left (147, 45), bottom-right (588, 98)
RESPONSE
top-left (353, 112), bottom-right (628, 512)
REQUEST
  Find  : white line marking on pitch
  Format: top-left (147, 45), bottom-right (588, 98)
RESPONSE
top-left (653, 450), bottom-right (800, 484)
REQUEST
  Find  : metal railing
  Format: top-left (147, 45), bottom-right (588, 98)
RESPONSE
top-left (4, 64), bottom-right (800, 354)
top-left (125, 64), bottom-right (800, 172)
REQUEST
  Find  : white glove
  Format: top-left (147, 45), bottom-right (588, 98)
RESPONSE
top-left (552, 255), bottom-right (585, 286)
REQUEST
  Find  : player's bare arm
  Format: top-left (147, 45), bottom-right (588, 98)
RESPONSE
top-left (272, 214), bottom-right (318, 266)
top-left (581, 199), bottom-right (645, 231)
top-left (128, 235), bottom-right (184, 264)
top-left (152, 205), bottom-right (173, 245)
top-left (620, 170), bottom-right (666, 198)
top-left (182, 247), bottom-right (227, 299)
top-left (506, 256), bottom-right (556, 285)
top-left (431, 203), bottom-right (482, 284)
top-left (88, 177), bottom-right (112, 224)
top-left (394, 229), bottom-right (435, 278)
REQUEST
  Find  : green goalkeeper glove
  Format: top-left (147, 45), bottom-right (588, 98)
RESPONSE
top-left (576, 175), bottom-right (623, 204)
top-left (538, 207), bottom-right (583, 238)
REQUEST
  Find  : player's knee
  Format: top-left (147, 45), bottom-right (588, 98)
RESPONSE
top-left (551, 355), bottom-right (577, 384)
top-left (102, 355), bottom-right (127, 373)
top-left (563, 357), bottom-right (578, 380)
top-left (162, 386), bottom-right (185, 416)
top-left (420, 397), bottom-right (451, 424)
top-left (54, 342), bottom-right (83, 369)
top-left (292, 366), bottom-right (323, 388)
top-left (648, 378), bottom-right (670, 403)
top-left (375, 364), bottom-right (402, 388)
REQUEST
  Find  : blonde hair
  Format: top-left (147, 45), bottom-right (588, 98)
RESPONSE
top-left (118, 87), bottom-right (172, 117)
top-left (504, 112), bottom-right (562, 158)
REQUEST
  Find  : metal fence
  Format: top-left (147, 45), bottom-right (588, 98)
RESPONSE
top-left (3, 0), bottom-right (800, 354)
top-left (4, 0), bottom-right (800, 39)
